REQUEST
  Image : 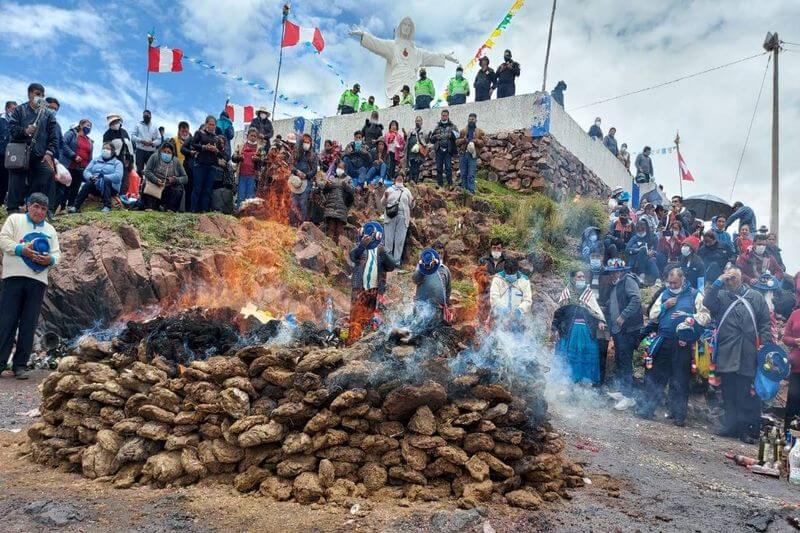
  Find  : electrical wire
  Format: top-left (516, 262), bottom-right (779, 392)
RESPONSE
top-left (729, 54), bottom-right (771, 201)
top-left (569, 51), bottom-right (767, 111)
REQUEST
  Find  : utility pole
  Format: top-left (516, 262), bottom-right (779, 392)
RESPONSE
top-left (763, 32), bottom-right (780, 238)
top-left (541, 0), bottom-right (557, 92)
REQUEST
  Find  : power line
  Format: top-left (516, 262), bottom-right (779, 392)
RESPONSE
top-left (569, 51), bottom-right (767, 111)
top-left (782, 41), bottom-right (800, 46)
top-left (729, 54), bottom-right (771, 201)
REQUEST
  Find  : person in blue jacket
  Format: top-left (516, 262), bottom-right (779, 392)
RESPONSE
top-left (725, 201), bottom-right (756, 235)
top-left (71, 143), bottom-right (123, 213)
top-left (637, 267), bottom-right (710, 425)
top-left (625, 220), bottom-right (659, 285)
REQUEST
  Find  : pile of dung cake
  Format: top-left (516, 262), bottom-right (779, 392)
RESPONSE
top-left (27, 312), bottom-right (583, 509)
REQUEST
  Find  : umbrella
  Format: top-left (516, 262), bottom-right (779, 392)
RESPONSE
top-left (682, 194), bottom-right (733, 221)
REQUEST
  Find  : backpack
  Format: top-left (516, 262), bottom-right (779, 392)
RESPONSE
top-left (754, 343), bottom-right (790, 402)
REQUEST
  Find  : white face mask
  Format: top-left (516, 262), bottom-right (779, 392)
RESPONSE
top-left (595, 120), bottom-right (601, 126)
top-left (303, 143), bottom-right (311, 151)
top-left (575, 280), bottom-right (587, 291)
top-left (755, 245), bottom-right (766, 255)
top-left (335, 168), bottom-right (345, 176)
top-left (101, 149), bottom-right (113, 160)
top-left (491, 251), bottom-right (502, 260)
top-left (681, 246), bottom-right (691, 257)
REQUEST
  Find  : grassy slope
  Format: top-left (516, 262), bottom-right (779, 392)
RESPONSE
top-left (473, 174), bottom-right (607, 274)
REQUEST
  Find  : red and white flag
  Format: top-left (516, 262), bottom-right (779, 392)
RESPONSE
top-left (148, 46), bottom-right (183, 73)
top-left (225, 103), bottom-right (254, 129)
top-left (678, 150), bottom-right (695, 182)
top-left (281, 20), bottom-right (325, 52)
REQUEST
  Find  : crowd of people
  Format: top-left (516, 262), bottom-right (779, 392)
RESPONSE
top-left (553, 189), bottom-right (799, 443)
top-left (3, 80), bottom-right (800, 453)
top-left (0, 82), bottom-right (492, 225)
top-left (337, 49), bottom-right (522, 114)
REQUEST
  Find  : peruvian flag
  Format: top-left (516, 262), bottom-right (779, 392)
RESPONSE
top-left (148, 46), bottom-right (183, 73)
top-left (225, 103), bottom-right (255, 129)
top-left (678, 150), bottom-right (695, 182)
top-left (281, 20), bottom-right (325, 52)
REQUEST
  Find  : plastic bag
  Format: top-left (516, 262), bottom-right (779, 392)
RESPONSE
top-left (54, 163), bottom-right (72, 186)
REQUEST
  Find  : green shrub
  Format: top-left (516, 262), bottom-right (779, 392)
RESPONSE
top-left (489, 224), bottom-right (526, 249)
top-left (560, 196), bottom-right (608, 237)
top-left (53, 211), bottom-right (229, 250)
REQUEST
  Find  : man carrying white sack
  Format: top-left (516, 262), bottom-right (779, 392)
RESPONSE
top-left (0, 192), bottom-right (60, 379)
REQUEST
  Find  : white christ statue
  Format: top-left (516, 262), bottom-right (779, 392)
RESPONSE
top-left (349, 17), bottom-right (458, 100)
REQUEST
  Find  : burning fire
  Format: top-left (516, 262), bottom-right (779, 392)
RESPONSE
top-left (159, 219), bottom-right (319, 323)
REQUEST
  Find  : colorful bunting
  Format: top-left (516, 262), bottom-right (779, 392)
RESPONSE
top-left (182, 54), bottom-right (321, 116)
top-left (436, 0), bottom-right (526, 107)
top-left (465, 0), bottom-right (526, 70)
top-left (303, 42), bottom-right (347, 87)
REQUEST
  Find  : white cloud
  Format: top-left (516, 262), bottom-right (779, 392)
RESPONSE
top-left (0, 2), bottom-right (110, 50)
top-left (3, 0), bottom-right (799, 269)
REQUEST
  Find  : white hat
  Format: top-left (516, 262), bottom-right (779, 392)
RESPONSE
top-left (288, 173), bottom-right (307, 195)
top-left (106, 113), bottom-right (122, 126)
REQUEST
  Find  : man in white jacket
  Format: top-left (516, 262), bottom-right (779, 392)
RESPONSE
top-left (131, 110), bottom-right (161, 174)
top-left (0, 193), bottom-right (60, 378)
top-left (489, 258), bottom-right (532, 328)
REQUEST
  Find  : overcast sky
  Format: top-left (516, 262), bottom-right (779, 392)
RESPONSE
top-left (1, 0), bottom-right (798, 268)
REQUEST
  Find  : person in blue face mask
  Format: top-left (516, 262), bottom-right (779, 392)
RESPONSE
top-left (343, 131), bottom-right (373, 188)
top-left (552, 270), bottom-right (607, 385)
top-left (140, 141), bottom-right (187, 212)
top-left (489, 258), bottom-right (532, 330)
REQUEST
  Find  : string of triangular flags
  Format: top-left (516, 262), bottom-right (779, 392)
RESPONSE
top-left (303, 42), bottom-right (347, 87)
top-left (465, 0), bottom-right (526, 70)
top-left (147, 37), bottom-right (323, 116)
top-left (181, 53), bottom-right (322, 116)
top-left (435, 0), bottom-right (525, 107)
top-left (631, 145), bottom-right (678, 156)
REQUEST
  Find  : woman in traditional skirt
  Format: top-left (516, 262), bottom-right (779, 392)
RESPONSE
top-left (551, 270), bottom-right (607, 384)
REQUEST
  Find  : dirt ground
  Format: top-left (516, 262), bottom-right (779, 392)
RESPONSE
top-left (1, 371), bottom-right (800, 532)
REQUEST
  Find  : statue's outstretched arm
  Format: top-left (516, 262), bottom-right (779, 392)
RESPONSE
top-left (418, 47), bottom-right (459, 69)
top-left (349, 25), bottom-right (393, 61)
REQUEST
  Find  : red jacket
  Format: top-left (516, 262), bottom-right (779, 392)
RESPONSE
top-left (736, 250), bottom-right (784, 285)
top-left (782, 309), bottom-right (800, 374)
top-left (657, 235), bottom-right (683, 262)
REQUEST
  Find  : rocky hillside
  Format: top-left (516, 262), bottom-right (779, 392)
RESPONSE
top-left (0, 179), bottom-right (607, 341)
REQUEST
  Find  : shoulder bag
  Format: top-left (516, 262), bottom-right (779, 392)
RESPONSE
top-left (4, 142), bottom-right (31, 170)
top-left (385, 189), bottom-right (404, 219)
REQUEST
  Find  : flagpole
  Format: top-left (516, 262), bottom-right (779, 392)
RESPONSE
top-left (674, 130), bottom-right (683, 198)
top-left (145, 32), bottom-right (155, 110)
top-left (272, 4), bottom-right (290, 118)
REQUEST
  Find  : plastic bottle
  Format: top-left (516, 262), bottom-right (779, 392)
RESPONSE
top-left (324, 297), bottom-right (334, 333)
top-left (758, 430), bottom-right (767, 465)
top-left (789, 439), bottom-right (800, 486)
top-left (783, 431), bottom-right (792, 477)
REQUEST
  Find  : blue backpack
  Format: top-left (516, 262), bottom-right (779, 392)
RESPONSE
top-left (754, 343), bottom-right (790, 402)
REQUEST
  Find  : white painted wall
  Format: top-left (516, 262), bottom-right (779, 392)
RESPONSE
top-left (236, 93), bottom-right (633, 193)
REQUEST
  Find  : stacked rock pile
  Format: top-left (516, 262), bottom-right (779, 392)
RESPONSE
top-left (27, 327), bottom-right (583, 509)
